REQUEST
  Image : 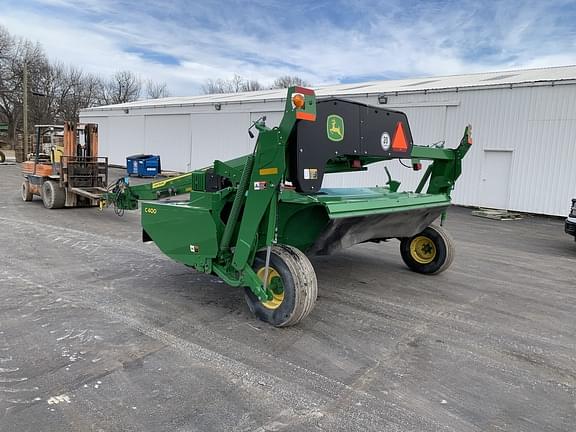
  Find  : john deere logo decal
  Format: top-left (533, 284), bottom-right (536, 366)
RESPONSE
top-left (327, 114), bottom-right (344, 142)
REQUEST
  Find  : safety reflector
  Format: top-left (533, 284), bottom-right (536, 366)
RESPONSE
top-left (392, 122), bottom-right (408, 152)
top-left (296, 111), bottom-right (316, 121)
top-left (259, 167), bottom-right (278, 176)
top-left (294, 86), bottom-right (315, 95)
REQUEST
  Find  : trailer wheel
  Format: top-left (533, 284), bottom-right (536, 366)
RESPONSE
top-left (400, 224), bottom-right (455, 274)
top-left (245, 245), bottom-right (317, 327)
top-left (42, 180), bottom-right (66, 209)
top-left (0, 151), bottom-right (5, 163)
top-left (21, 181), bottom-right (33, 201)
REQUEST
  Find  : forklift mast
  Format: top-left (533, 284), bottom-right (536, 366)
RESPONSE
top-left (21, 122), bottom-right (108, 209)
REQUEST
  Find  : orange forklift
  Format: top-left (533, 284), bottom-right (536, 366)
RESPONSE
top-left (21, 122), bottom-right (108, 208)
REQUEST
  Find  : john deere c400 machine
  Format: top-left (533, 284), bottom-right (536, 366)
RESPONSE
top-left (102, 86), bottom-right (472, 326)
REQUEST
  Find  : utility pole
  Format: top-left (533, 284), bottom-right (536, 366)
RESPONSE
top-left (22, 62), bottom-right (28, 158)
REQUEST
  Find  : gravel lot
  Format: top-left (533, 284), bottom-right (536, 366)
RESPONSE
top-left (1, 163), bottom-right (575, 431)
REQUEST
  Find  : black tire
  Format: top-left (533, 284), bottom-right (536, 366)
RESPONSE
top-left (0, 151), bottom-right (5, 163)
top-left (245, 244), bottom-right (318, 327)
top-left (400, 224), bottom-right (455, 274)
top-left (42, 180), bottom-right (66, 209)
top-left (21, 181), bottom-right (33, 201)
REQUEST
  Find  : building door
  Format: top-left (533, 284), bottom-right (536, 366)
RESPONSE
top-left (479, 150), bottom-right (513, 209)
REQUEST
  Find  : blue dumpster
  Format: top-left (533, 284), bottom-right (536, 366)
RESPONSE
top-left (126, 154), bottom-right (161, 177)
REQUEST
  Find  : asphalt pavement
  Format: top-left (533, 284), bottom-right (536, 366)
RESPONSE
top-left (0, 164), bottom-right (575, 431)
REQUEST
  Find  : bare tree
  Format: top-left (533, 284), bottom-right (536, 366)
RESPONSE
top-left (202, 74), bottom-right (263, 94)
top-left (145, 79), bottom-right (170, 99)
top-left (242, 79), bottom-right (262, 92)
top-left (0, 25), bottom-right (11, 56)
top-left (202, 78), bottom-right (226, 94)
top-left (0, 25), bottom-right (180, 144)
top-left (24, 61), bottom-right (103, 124)
top-left (53, 65), bottom-right (99, 122)
top-left (232, 75), bottom-right (264, 92)
top-left (79, 72), bottom-right (105, 110)
top-left (0, 25), bottom-right (49, 146)
top-left (202, 73), bottom-right (311, 94)
top-left (270, 75), bottom-right (310, 89)
top-left (101, 70), bottom-right (141, 105)
top-left (29, 60), bottom-right (64, 125)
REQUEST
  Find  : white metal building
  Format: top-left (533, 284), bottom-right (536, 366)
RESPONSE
top-left (80, 66), bottom-right (576, 216)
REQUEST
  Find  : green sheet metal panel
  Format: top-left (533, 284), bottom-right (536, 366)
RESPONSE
top-left (141, 201), bottom-right (218, 267)
top-left (280, 187), bottom-right (451, 219)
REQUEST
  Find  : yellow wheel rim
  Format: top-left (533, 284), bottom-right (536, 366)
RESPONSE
top-left (409, 236), bottom-right (437, 264)
top-left (256, 267), bottom-right (284, 310)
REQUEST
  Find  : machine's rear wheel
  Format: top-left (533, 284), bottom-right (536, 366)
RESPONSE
top-left (42, 180), bottom-right (66, 209)
top-left (400, 224), bottom-right (455, 274)
top-left (245, 244), bottom-right (317, 327)
top-left (21, 181), bottom-right (33, 201)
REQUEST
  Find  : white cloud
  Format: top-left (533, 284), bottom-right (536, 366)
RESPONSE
top-left (1, 0), bottom-right (574, 96)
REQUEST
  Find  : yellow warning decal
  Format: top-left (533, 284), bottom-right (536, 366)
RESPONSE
top-left (152, 173), bottom-right (190, 189)
top-left (259, 167), bottom-right (278, 176)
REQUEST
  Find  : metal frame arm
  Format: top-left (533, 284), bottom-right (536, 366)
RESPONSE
top-left (101, 172), bottom-right (193, 210)
top-left (413, 125), bottom-right (472, 196)
top-left (214, 87), bottom-right (317, 301)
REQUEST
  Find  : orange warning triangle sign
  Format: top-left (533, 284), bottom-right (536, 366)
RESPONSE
top-left (392, 122), bottom-right (408, 151)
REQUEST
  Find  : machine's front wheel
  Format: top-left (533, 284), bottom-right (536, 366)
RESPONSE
top-left (400, 224), bottom-right (455, 274)
top-left (245, 245), bottom-right (317, 327)
top-left (21, 181), bottom-right (33, 201)
top-left (42, 180), bottom-right (66, 209)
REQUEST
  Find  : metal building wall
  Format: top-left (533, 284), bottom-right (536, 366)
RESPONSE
top-left (80, 101), bottom-right (285, 172)
top-left (82, 83), bottom-right (576, 216)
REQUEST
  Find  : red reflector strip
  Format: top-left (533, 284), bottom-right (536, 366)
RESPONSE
top-left (413, 162), bottom-right (422, 171)
top-left (294, 86), bottom-right (314, 95)
top-left (352, 159), bottom-right (362, 168)
top-left (392, 122), bottom-right (408, 151)
top-left (295, 111), bottom-right (316, 121)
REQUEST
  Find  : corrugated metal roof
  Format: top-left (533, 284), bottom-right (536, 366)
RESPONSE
top-left (83, 65), bottom-right (576, 112)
